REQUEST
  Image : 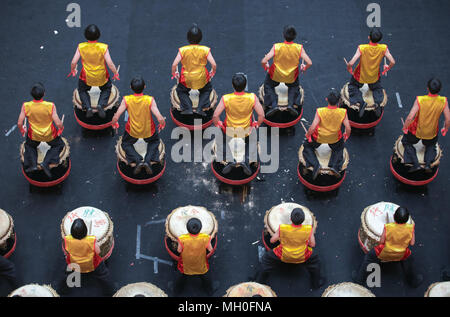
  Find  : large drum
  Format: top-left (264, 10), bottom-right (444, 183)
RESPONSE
top-left (61, 206), bottom-right (114, 260)
top-left (390, 135), bottom-right (441, 186)
top-left (224, 282), bottom-right (277, 297)
top-left (321, 282), bottom-right (375, 297)
top-left (20, 137), bottom-right (71, 188)
top-left (358, 201), bottom-right (414, 253)
top-left (8, 284), bottom-right (59, 297)
top-left (170, 85), bottom-right (218, 130)
top-left (341, 82), bottom-right (387, 129)
top-left (115, 136), bottom-right (166, 185)
top-left (164, 205), bottom-right (218, 260)
top-left (262, 202), bottom-right (317, 251)
top-left (424, 282), bottom-right (450, 297)
top-left (258, 83), bottom-right (304, 128)
top-left (297, 144), bottom-right (349, 192)
top-left (113, 282), bottom-right (168, 297)
top-left (73, 85), bottom-right (120, 130)
top-left (0, 209), bottom-right (16, 258)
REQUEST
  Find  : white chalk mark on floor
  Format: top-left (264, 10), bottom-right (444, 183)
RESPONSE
top-left (5, 124), bottom-right (17, 136)
top-left (136, 224), bottom-right (173, 274)
top-left (396, 92), bottom-right (403, 108)
top-left (145, 219), bottom-right (166, 226)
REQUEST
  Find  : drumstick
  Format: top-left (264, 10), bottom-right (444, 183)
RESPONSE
top-left (61, 114), bottom-right (65, 123)
top-left (401, 117), bottom-right (405, 126)
top-left (87, 219), bottom-right (92, 235)
top-left (343, 57), bottom-right (349, 65)
top-left (114, 65), bottom-right (120, 81)
top-left (300, 120), bottom-right (308, 133)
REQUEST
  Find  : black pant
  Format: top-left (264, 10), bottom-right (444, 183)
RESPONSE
top-left (0, 256), bottom-right (20, 290)
top-left (215, 131), bottom-right (258, 164)
top-left (174, 270), bottom-right (213, 295)
top-left (401, 132), bottom-right (437, 168)
top-left (263, 73), bottom-right (301, 108)
top-left (24, 136), bottom-right (65, 169)
top-left (303, 138), bottom-right (344, 171)
top-left (78, 78), bottom-right (112, 110)
top-left (176, 82), bottom-right (212, 111)
top-left (348, 76), bottom-right (384, 106)
top-left (122, 131), bottom-right (161, 165)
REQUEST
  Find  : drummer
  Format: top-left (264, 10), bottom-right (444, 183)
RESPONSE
top-left (401, 78), bottom-right (450, 173)
top-left (17, 83), bottom-right (64, 178)
top-left (171, 24), bottom-right (217, 116)
top-left (68, 24), bottom-right (120, 119)
top-left (304, 90), bottom-right (351, 179)
top-left (353, 206), bottom-right (423, 288)
top-left (254, 208), bottom-right (325, 289)
top-left (111, 76), bottom-right (166, 175)
top-left (0, 255), bottom-right (20, 292)
top-left (261, 25), bottom-right (312, 117)
top-left (345, 28), bottom-right (395, 117)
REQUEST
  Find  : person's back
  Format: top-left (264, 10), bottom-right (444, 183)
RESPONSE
top-left (178, 232), bottom-right (210, 275)
top-left (179, 44), bottom-right (210, 90)
top-left (24, 99), bottom-right (56, 143)
top-left (124, 93), bottom-right (154, 139)
top-left (78, 41), bottom-right (109, 87)
top-left (223, 92), bottom-right (255, 129)
top-left (274, 222), bottom-right (312, 264)
top-left (354, 42), bottom-right (387, 84)
top-left (313, 106), bottom-right (347, 144)
top-left (411, 93), bottom-right (447, 140)
top-left (270, 41), bottom-right (303, 84)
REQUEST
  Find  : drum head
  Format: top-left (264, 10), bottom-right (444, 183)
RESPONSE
top-left (425, 282), bottom-right (450, 297)
top-left (322, 282), bottom-right (375, 297)
top-left (0, 209), bottom-right (12, 243)
top-left (73, 85), bottom-right (119, 111)
top-left (265, 203), bottom-right (316, 235)
top-left (20, 137), bottom-right (70, 166)
top-left (298, 144), bottom-right (350, 174)
top-left (363, 202), bottom-right (413, 238)
top-left (166, 206), bottom-right (217, 240)
top-left (225, 282), bottom-right (277, 297)
top-left (9, 284), bottom-right (59, 297)
top-left (341, 82), bottom-right (388, 109)
top-left (116, 137), bottom-right (165, 165)
top-left (62, 207), bottom-right (112, 244)
top-left (113, 282), bottom-right (168, 297)
top-left (394, 135), bottom-right (441, 167)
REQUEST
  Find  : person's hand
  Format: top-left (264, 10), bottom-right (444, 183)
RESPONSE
top-left (251, 121), bottom-right (259, 129)
top-left (263, 62), bottom-right (270, 72)
top-left (171, 71), bottom-right (180, 80)
top-left (381, 65), bottom-right (390, 76)
top-left (346, 64), bottom-right (353, 75)
top-left (216, 121), bottom-right (225, 130)
top-left (57, 124), bottom-right (64, 136)
top-left (113, 72), bottom-right (120, 81)
top-left (300, 63), bottom-right (307, 73)
top-left (209, 70), bottom-right (215, 79)
top-left (306, 134), bottom-right (312, 143)
top-left (19, 126), bottom-right (26, 137)
top-left (442, 127), bottom-right (448, 136)
top-left (111, 116), bottom-right (118, 125)
top-left (158, 117), bottom-right (166, 132)
top-left (402, 127), bottom-right (409, 135)
top-left (343, 132), bottom-right (350, 141)
top-left (112, 122), bottom-right (119, 130)
top-left (67, 69), bottom-right (77, 78)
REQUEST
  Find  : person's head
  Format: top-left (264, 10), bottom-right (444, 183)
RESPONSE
top-left (393, 206), bottom-right (410, 224)
top-left (427, 78), bottom-right (442, 95)
top-left (187, 24), bottom-right (202, 44)
top-left (283, 25), bottom-right (297, 42)
top-left (252, 294), bottom-right (263, 297)
top-left (70, 218), bottom-right (88, 240)
top-left (232, 73), bottom-right (247, 92)
top-left (326, 89), bottom-right (340, 106)
top-left (130, 76), bottom-right (146, 94)
top-left (31, 83), bottom-right (45, 100)
top-left (186, 217), bottom-right (202, 235)
top-left (290, 208), bottom-right (305, 225)
top-left (84, 24), bottom-right (101, 41)
top-left (369, 28), bottom-right (382, 43)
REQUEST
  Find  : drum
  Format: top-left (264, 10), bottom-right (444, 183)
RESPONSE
top-left (258, 83), bottom-right (304, 128)
top-left (262, 202), bottom-right (317, 251)
top-left (0, 209), bottom-right (16, 258)
top-left (340, 82), bottom-right (387, 129)
top-left (390, 135), bottom-right (441, 186)
top-left (321, 282), bottom-right (375, 297)
top-left (164, 205), bottom-right (218, 260)
top-left (224, 282), bottom-right (277, 297)
top-left (170, 85), bottom-right (218, 130)
top-left (73, 84), bottom-right (120, 130)
top-left (116, 136), bottom-right (166, 185)
top-left (297, 144), bottom-right (349, 192)
top-left (358, 201), bottom-right (414, 253)
top-left (61, 206), bottom-right (114, 260)
top-left (8, 284), bottom-right (59, 297)
top-left (20, 137), bottom-right (71, 187)
top-left (424, 282), bottom-right (450, 297)
top-left (113, 282), bottom-right (168, 297)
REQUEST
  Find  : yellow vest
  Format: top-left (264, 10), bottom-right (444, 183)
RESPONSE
top-left (376, 223), bottom-right (414, 262)
top-left (178, 233), bottom-right (210, 275)
top-left (412, 95), bottom-right (447, 139)
top-left (124, 94), bottom-right (154, 139)
top-left (223, 92), bottom-right (255, 129)
top-left (24, 100), bottom-right (57, 142)
top-left (354, 43), bottom-right (387, 84)
top-left (179, 45), bottom-right (210, 89)
top-left (274, 224), bottom-right (312, 264)
top-left (79, 42), bottom-right (109, 86)
top-left (314, 106), bottom-right (346, 144)
top-left (269, 42), bottom-right (302, 84)
top-left (64, 235), bottom-right (97, 273)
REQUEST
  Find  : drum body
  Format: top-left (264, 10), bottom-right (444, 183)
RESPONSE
top-left (424, 282), bottom-right (450, 297)
top-left (170, 85), bottom-right (218, 130)
top-left (61, 206), bottom-right (114, 260)
top-left (390, 135), bottom-right (441, 186)
top-left (297, 144), bottom-right (349, 192)
top-left (340, 82), bottom-right (387, 129)
top-left (258, 83), bottom-right (304, 128)
top-left (0, 209), bottom-right (16, 258)
top-left (73, 85), bottom-right (120, 130)
top-left (164, 205), bottom-right (218, 260)
top-left (321, 282), bottom-right (375, 297)
top-left (224, 282), bottom-right (277, 297)
top-left (8, 284), bottom-right (59, 297)
top-left (20, 137), bottom-right (71, 187)
top-left (116, 136), bottom-right (166, 185)
top-left (113, 282), bottom-right (168, 297)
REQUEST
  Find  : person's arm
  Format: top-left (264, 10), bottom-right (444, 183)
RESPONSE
top-left (441, 100), bottom-right (450, 135)
top-left (253, 96), bottom-right (265, 127)
top-left (69, 48), bottom-right (80, 77)
top-left (206, 237), bottom-right (213, 253)
top-left (51, 104), bottom-right (63, 130)
top-left (382, 47), bottom-right (396, 75)
top-left (308, 231), bottom-right (316, 248)
top-left (270, 228), bottom-right (280, 244)
top-left (403, 99), bottom-right (419, 133)
top-left (379, 227), bottom-right (386, 244)
top-left (177, 240), bottom-right (183, 254)
top-left (17, 104), bottom-right (26, 135)
top-left (150, 99), bottom-right (166, 131)
top-left (346, 47), bottom-right (361, 75)
top-left (343, 114), bottom-right (351, 141)
top-left (305, 111), bottom-right (320, 140)
top-left (94, 241), bottom-right (101, 255)
top-left (207, 52), bottom-right (217, 78)
top-left (212, 97), bottom-right (225, 127)
top-left (410, 229), bottom-right (415, 246)
top-left (171, 52), bottom-right (182, 79)
top-left (261, 46), bottom-right (275, 71)
top-left (104, 49), bottom-right (119, 80)
top-left (300, 48), bottom-right (312, 72)
top-left (111, 98), bottom-right (127, 126)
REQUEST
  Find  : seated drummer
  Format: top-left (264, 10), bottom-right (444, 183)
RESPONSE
top-left (401, 78), bottom-right (450, 173)
top-left (112, 76), bottom-right (166, 175)
top-left (17, 83), bottom-right (64, 178)
top-left (345, 28), bottom-right (395, 117)
top-left (171, 24), bottom-right (217, 116)
top-left (69, 24), bottom-right (120, 119)
top-left (261, 25), bottom-right (312, 117)
top-left (255, 208), bottom-right (325, 289)
top-left (353, 207), bottom-right (423, 288)
top-left (304, 90), bottom-right (351, 179)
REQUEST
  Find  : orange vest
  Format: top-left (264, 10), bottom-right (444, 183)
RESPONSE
top-left (273, 224), bottom-right (312, 264)
top-left (375, 223), bottom-right (414, 262)
top-left (124, 94), bottom-right (155, 139)
top-left (223, 92), bottom-right (255, 129)
top-left (64, 235), bottom-right (99, 273)
top-left (409, 94), bottom-right (447, 140)
top-left (313, 106), bottom-right (346, 144)
top-left (179, 45), bottom-right (210, 90)
top-left (353, 43), bottom-right (387, 84)
top-left (177, 233), bottom-right (210, 275)
top-left (24, 100), bottom-right (57, 142)
top-left (269, 42), bottom-right (303, 84)
top-left (79, 42), bottom-right (109, 86)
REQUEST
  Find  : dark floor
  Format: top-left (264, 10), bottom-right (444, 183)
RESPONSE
top-left (0, 0), bottom-right (449, 297)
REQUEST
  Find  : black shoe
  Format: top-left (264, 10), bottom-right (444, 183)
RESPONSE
top-left (96, 105), bottom-right (106, 119)
top-left (180, 108), bottom-right (193, 115)
top-left (408, 165), bottom-right (422, 173)
top-left (358, 102), bottom-right (368, 118)
top-left (40, 164), bottom-right (52, 178)
top-left (24, 166), bottom-right (39, 173)
top-left (241, 163), bottom-right (253, 176)
top-left (133, 162), bottom-right (144, 175)
top-left (266, 106), bottom-right (279, 117)
top-left (86, 108), bottom-right (94, 118)
top-left (407, 274), bottom-right (424, 288)
top-left (222, 163), bottom-right (235, 175)
top-left (312, 166), bottom-right (321, 180)
top-left (329, 167), bottom-right (341, 177)
top-left (195, 108), bottom-right (207, 117)
top-left (286, 105), bottom-right (299, 117)
top-left (424, 165), bottom-right (433, 173)
top-left (374, 103), bottom-right (382, 117)
top-left (142, 162), bottom-right (153, 175)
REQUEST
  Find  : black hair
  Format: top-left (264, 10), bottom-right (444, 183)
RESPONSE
top-left (133, 294), bottom-right (146, 297)
top-left (369, 28), bottom-right (382, 43)
top-left (71, 218), bottom-right (88, 240)
top-left (187, 218), bottom-right (202, 235)
top-left (187, 24), bottom-right (202, 44)
top-left (84, 24), bottom-right (101, 41)
top-left (327, 89), bottom-right (340, 106)
top-left (252, 294), bottom-right (263, 297)
top-left (427, 78), bottom-right (442, 94)
top-left (232, 73), bottom-right (247, 92)
top-left (31, 83), bottom-right (45, 100)
top-left (393, 207), bottom-right (410, 224)
top-left (291, 208), bottom-right (305, 225)
top-left (130, 76), bottom-right (145, 94)
top-left (283, 25), bottom-right (297, 42)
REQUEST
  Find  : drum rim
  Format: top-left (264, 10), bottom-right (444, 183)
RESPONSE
top-left (20, 137), bottom-right (70, 166)
top-left (8, 284), bottom-right (59, 297)
top-left (424, 281), bottom-right (450, 297)
top-left (348, 108), bottom-right (384, 129)
top-left (116, 136), bottom-right (166, 165)
top-left (170, 85), bottom-right (218, 111)
top-left (116, 160), bottom-right (166, 184)
top-left (263, 107), bottom-right (303, 128)
top-left (341, 82), bottom-right (388, 109)
top-left (321, 282), bottom-right (375, 297)
top-left (394, 135), bottom-right (441, 168)
top-left (297, 164), bottom-right (347, 192)
top-left (211, 161), bottom-right (260, 185)
top-left (113, 282), bottom-right (168, 297)
top-left (390, 156), bottom-right (439, 186)
top-left (74, 109), bottom-right (114, 130)
top-left (263, 202), bottom-right (317, 236)
top-left (0, 209), bottom-right (14, 246)
top-left (225, 282), bottom-right (277, 297)
top-left (22, 160), bottom-right (71, 187)
top-left (258, 83), bottom-right (305, 107)
top-left (298, 144), bottom-right (350, 174)
top-left (170, 107), bottom-right (214, 131)
top-left (73, 84), bottom-right (120, 111)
